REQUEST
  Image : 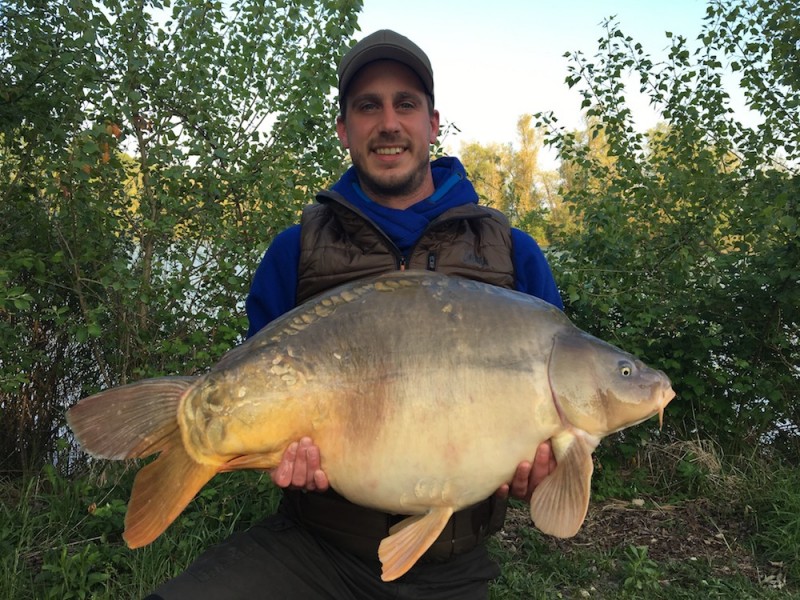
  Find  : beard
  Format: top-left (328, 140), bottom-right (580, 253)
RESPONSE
top-left (352, 150), bottom-right (431, 201)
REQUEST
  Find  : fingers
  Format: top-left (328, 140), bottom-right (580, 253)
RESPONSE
top-left (495, 482), bottom-right (511, 500)
top-left (313, 467), bottom-right (330, 492)
top-left (271, 437), bottom-right (328, 491)
top-left (530, 441), bottom-right (556, 488)
top-left (270, 441), bottom-right (297, 488)
top-left (501, 441), bottom-right (558, 502)
top-left (495, 461), bottom-right (532, 501)
top-left (510, 461), bottom-right (533, 501)
top-left (293, 438), bottom-right (318, 488)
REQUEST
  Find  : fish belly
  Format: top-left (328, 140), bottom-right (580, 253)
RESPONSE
top-left (317, 367), bottom-right (562, 515)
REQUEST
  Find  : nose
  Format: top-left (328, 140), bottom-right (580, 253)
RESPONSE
top-left (379, 106), bottom-right (401, 133)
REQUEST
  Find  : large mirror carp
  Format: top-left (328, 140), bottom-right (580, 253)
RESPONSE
top-left (68, 271), bottom-right (674, 581)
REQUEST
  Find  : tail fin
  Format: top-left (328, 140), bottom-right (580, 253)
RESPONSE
top-left (67, 377), bottom-right (196, 459)
top-left (67, 377), bottom-right (217, 547)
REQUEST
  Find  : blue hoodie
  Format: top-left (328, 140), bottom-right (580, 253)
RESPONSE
top-left (246, 157), bottom-right (562, 337)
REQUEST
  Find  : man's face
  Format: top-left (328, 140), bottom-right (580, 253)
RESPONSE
top-left (337, 60), bottom-right (440, 208)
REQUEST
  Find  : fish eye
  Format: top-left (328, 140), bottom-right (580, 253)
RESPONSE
top-left (619, 362), bottom-right (633, 377)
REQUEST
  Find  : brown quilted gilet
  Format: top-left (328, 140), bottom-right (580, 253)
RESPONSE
top-left (296, 191), bottom-right (515, 304)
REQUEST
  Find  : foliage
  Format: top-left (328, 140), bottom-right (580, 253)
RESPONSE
top-left (536, 0), bottom-right (799, 455)
top-left (0, 0), bottom-right (362, 473)
top-left (620, 545), bottom-right (661, 595)
top-left (460, 115), bottom-right (566, 244)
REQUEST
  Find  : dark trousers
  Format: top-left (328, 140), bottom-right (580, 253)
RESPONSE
top-left (146, 511), bottom-right (500, 600)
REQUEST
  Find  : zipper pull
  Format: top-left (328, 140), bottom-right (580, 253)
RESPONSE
top-left (427, 252), bottom-right (436, 271)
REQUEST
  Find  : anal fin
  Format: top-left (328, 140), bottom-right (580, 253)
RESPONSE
top-left (123, 428), bottom-right (217, 548)
top-left (378, 506), bottom-right (453, 582)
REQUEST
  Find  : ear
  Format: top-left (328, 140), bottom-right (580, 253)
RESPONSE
top-left (429, 109), bottom-right (440, 144)
top-left (336, 115), bottom-right (349, 148)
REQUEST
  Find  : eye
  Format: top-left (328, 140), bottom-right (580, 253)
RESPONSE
top-left (619, 362), bottom-right (633, 377)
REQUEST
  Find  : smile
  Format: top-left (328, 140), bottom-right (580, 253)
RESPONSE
top-left (374, 147), bottom-right (405, 155)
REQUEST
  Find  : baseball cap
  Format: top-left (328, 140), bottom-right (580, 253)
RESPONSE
top-left (337, 30), bottom-right (434, 103)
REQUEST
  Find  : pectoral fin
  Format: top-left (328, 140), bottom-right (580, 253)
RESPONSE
top-left (218, 452), bottom-right (284, 472)
top-left (529, 432), bottom-right (594, 538)
top-left (378, 506), bottom-right (454, 582)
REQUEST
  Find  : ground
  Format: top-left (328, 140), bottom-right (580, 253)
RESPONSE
top-left (497, 497), bottom-right (789, 592)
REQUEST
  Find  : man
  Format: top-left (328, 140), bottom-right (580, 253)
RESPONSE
top-left (149, 29), bottom-right (561, 599)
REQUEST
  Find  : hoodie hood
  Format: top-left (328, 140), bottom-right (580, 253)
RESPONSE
top-left (329, 156), bottom-right (480, 251)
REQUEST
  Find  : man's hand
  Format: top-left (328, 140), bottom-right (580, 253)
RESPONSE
top-left (496, 441), bottom-right (556, 502)
top-left (271, 437), bottom-right (330, 492)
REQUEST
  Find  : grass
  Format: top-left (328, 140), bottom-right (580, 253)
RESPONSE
top-left (2, 440), bottom-right (799, 599)
top-left (1, 463), bottom-right (281, 599)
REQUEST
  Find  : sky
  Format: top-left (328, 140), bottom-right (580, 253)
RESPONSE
top-left (355, 0), bottom-right (710, 154)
